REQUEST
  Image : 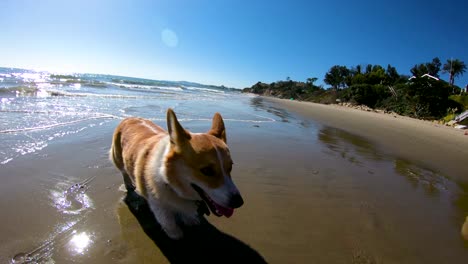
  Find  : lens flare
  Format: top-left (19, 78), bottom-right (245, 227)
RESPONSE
top-left (161, 28), bottom-right (178, 47)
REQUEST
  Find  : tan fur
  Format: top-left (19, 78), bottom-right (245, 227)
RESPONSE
top-left (462, 216), bottom-right (468, 240)
top-left (110, 117), bottom-right (166, 197)
top-left (110, 109), bottom-right (242, 239)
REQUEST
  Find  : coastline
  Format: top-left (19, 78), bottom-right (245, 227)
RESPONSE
top-left (265, 96), bottom-right (468, 182)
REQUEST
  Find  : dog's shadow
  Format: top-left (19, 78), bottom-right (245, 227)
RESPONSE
top-left (123, 191), bottom-right (267, 263)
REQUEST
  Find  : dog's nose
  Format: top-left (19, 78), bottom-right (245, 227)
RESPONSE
top-left (228, 193), bottom-right (244, 208)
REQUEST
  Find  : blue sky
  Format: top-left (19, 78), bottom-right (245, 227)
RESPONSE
top-left (1, 0), bottom-right (467, 88)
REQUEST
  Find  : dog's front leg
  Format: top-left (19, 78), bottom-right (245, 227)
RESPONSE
top-left (148, 199), bottom-right (183, 239)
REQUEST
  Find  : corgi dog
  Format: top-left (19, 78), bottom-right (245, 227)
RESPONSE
top-left (110, 109), bottom-right (244, 239)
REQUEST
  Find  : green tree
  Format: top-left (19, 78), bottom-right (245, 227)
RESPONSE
top-left (427, 57), bottom-right (441, 77)
top-left (366, 65), bottom-right (386, 85)
top-left (410, 64), bottom-right (428, 77)
top-left (351, 74), bottom-right (367, 85)
top-left (324, 65), bottom-right (349, 90)
top-left (405, 77), bottom-right (451, 118)
top-left (386, 64), bottom-right (400, 84)
top-left (443, 59), bottom-right (467, 86)
top-left (410, 57), bottom-right (441, 78)
top-left (306, 77), bottom-right (318, 85)
top-left (349, 65), bottom-right (362, 77)
top-left (355, 65), bottom-right (362, 75)
top-left (306, 77), bottom-right (320, 92)
top-left (347, 84), bottom-right (390, 108)
top-left (365, 64), bottom-right (373, 74)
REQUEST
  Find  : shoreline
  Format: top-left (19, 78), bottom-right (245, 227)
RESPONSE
top-left (266, 96), bottom-right (468, 182)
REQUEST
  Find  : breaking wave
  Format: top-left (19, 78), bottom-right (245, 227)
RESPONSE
top-left (0, 112), bottom-right (119, 134)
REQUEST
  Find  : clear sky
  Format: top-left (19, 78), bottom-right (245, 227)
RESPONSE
top-left (1, 0), bottom-right (467, 88)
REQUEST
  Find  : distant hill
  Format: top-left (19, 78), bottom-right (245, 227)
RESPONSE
top-left (242, 81), bottom-right (338, 104)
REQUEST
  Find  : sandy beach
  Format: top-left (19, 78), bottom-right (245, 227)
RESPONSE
top-left (267, 97), bottom-right (468, 182)
top-left (1, 95), bottom-right (468, 263)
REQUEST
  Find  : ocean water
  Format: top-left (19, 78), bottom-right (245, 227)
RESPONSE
top-left (0, 67), bottom-right (273, 165)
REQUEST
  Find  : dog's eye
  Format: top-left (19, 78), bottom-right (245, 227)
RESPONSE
top-left (200, 167), bottom-right (215, 177)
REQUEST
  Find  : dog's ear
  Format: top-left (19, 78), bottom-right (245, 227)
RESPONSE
top-left (167, 108), bottom-right (191, 147)
top-left (208, 112), bottom-right (226, 143)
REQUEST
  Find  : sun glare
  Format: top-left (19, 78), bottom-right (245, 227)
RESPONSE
top-left (69, 231), bottom-right (91, 254)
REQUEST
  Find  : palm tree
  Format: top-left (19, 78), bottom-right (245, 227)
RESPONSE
top-left (306, 77), bottom-right (318, 85)
top-left (443, 59), bottom-right (467, 86)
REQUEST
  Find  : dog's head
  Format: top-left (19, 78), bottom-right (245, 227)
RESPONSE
top-left (163, 108), bottom-right (243, 217)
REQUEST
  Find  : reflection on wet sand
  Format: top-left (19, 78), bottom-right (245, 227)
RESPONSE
top-left (317, 126), bottom-right (468, 248)
top-left (116, 191), bottom-right (266, 263)
top-left (394, 159), bottom-right (449, 196)
top-left (250, 97), bottom-right (291, 123)
top-left (318, 126), bottom-right (384, 165)
top-left (68, 231), bottom-right (92, 255)
top-left (10, 175), bottom-right (96, 264)
top-left (10, 220), bottom-right (87, 263)
top-left (318, 126), bottom-right (455, 196)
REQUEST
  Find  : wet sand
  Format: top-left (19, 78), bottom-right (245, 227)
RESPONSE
top-left (267, 97), bottom-right (468, 182)
top-left (1, 97), bottom-right (468, 263)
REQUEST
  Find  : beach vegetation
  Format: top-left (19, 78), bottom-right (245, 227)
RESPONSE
top-left (410, 57), bottom-right (442, 78)
top-left (324, 65), bottom-right (349, 90)
top-left (449, 94), bottom-right (468, 111)
top-left (442, 59), bottom-right (467, 86)
top-left (243, 57), bottom-right (467, 120)
top-left (443, 113), bottom-right (456, 123)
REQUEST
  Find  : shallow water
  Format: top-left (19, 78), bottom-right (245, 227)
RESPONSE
top-left (1, 69), bottom-right (467, 263)
top-left (0, 67), bottom-right (273, 165)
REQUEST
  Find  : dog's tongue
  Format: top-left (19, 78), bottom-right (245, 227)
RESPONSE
top-left (213, 201), bottom-right (234, 218)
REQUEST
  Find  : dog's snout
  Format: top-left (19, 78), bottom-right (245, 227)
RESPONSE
top-left (229, 193), bottom-right (244, 208)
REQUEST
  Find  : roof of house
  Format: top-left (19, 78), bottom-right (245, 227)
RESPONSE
top-left (408, 74), bottom-right (440, 81)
